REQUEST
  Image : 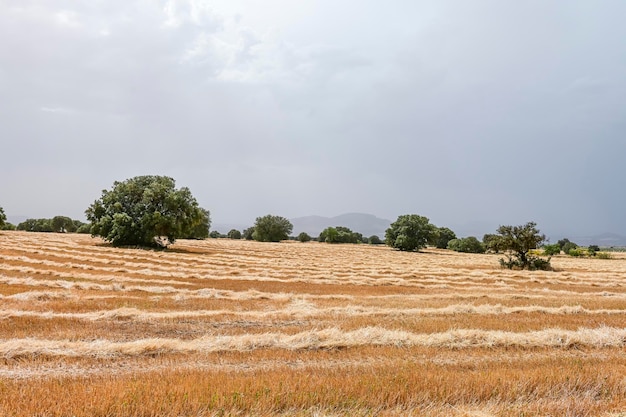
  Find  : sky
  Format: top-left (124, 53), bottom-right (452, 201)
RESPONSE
top-left (1, 0), bottom-right (625, 238)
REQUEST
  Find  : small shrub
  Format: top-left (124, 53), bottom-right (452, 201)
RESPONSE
top-left (567, 248), bottom-right (583, 257)
top-left (596, 252), bottom-right (613, 259)
top-left (542, 244), bottom-right (561, 256)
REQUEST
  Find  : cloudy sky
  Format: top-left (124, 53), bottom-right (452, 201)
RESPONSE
top-left (1, 0), bottom-right (625, 237)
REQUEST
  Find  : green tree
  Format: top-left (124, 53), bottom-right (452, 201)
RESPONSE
top-left (76, 223), bottom-right (91, 234)
top-left (297, 232), bottom-right (312, 242)
top-left (85, 175), bottom-right (206, 248)
top-left (385, 214), bottom-right (437, 252)
top-left (495, 222), bottom-right (551, 270)
top-left (320, 226), bottom-right (361, 243)
top-left (17, 218), bottom-right (53, 232)
top-left (227, 229), bottom-right (242, 239)
top-left (209, 230), bottom-right (222, 239)
top-left (434, 227), bottom-right (456, 249)
top-left (557, 238), bottom-right (572, 250)
top-left (483, 234), bottom-right (504, 253)
top-left (562, 241), bottom-right (578, 255)
top-left (368, 235), bottom-right (383, 245)
top-left (252, 215), bottom-right (293, 242)
top-left (187, 208), bottom-right (211, 239)
top-left (52, 216), bottom-right (76, 233)
top-left (0, 206), bottom-right (5, 229)
top-left (242, 227), bottom-right (255, 240)
top-left (447, 236), bottom-right (485, 253)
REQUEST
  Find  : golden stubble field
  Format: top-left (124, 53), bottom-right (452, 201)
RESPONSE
top-left (0, 231), bottom-right (625, 416)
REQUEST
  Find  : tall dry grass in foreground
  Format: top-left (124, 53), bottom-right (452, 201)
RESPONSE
top-left (1, 231), bottom-right (625, 416)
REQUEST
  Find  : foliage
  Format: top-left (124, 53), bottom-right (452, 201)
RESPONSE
top-left (587, 245), bottom-right (600, 256)
top-left (297, 232), bottom-right (312, 242)
top-left (562, 242), bottom-right (577, 254)
top-left (51, 216), bottom-right (76, 233)
top-left (185, 208), bottom-right (210, 240)
top-left (242, 227), bottom-right (255, 240)
top-left (17, 218), bottom-right (54, 232)
top-left (209, 231), bottom-right (222, 239)
top-left (494, 222), bottom-right (551, 270)
top-left (0, 206), bottom-right (5, 229)
top-left (368, 235), bottom-right (383, 245)
top-left (385, 214), bottom-right (437, 252)
top-left (227, 229), bottom-right (242, 240)
top-left (567, 248), bottom-right (583, 257)
top-left (483, 234), bottom-right (504, 253)
top-left (252, 215), bottom-right (293, 242)
top-left (434, 227), bottom-right (457, 249)
top-left (557, 238), bottom-right (572, 250)
top-left (447, 236), bottom-right (486, 253)
top-left (1, 223), bottom-right (16, 231)
top-left (319, 226), bottom-right (361, 244)
top-left (76, 223), bottom-right (91, 234)
top-left (596, 251), bottom-right (613, 259)
top-left (542, 244), bottom-right (561, 256)
top-left (85, 175), bottom-right (206, 248)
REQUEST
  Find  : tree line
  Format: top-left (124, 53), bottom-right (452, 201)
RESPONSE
top-left (0, 175), bottom-right (612, 270)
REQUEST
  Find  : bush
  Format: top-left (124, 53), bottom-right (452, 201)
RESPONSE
top-left (0, 206), bottom-right (5, 229)
top-left (385, 214), bottom-right (437, 252)
top-left (561, 241), bottom-right (578, 254)
top-left (542, 244), bottom-right (561, 256)
top-left (252, 215), bottom-right (293, 242)
top-left (596, 252), bottom-right (612, 259)
top-left (209, 231), bottom-right (222, 239)
top-left (567, 248), bottom-right (583, 257)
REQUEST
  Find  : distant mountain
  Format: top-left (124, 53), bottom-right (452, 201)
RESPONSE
top-left (290, 213), bottom-right (392, 238)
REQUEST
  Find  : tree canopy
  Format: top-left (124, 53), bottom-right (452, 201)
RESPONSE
top-left (385, 214), bottom-right (437, 252)
top-left (434, 227), bottom-right (456, 249)
top-left (319, 226), bottom-right (362, 244)
top-left (447, 236), bottom-right (485, 253)
top-left (495, 222), bottom-right (551, 270)
top-left (227, 229), bottom-right (242, 239)
top-left (252, 215), bottom-right (293, 242)
top-left (85, 175), bottom-right (207, 248)
top-left (0, 207), bottom-right (6, 229)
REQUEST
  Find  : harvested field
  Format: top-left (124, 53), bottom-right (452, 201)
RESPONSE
top-left (1, 231), bottom-right (625, 416)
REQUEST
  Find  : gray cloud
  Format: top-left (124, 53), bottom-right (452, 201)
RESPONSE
top-left (1, 0), bottom-right (625, 238)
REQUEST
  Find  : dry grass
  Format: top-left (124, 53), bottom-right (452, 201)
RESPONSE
top-left (1, 231), bottom-right (625, 416)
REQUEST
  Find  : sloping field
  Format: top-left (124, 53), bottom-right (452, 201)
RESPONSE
top-left (0, 231), bottom-right (625, 416)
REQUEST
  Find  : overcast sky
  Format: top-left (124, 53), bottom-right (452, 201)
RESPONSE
top-left (1, 1), bottom-right (625, 237)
